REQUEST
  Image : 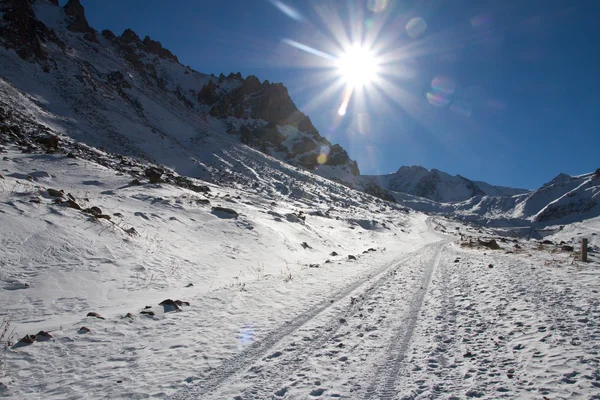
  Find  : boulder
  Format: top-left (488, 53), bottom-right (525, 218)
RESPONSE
top-left (86, 312), bottom-right (105, 320)
top-left (145, 167), bottom-right (163, 183)
top-left (211, 206), bottom-right (238, 218)
top-left (77, 326), bottom-right (91, 334)
top-left (158, 299), bottom-right (181, 312)
top-left (47, 188), bottom-right (64, 197)
top-left (36, 331), bottom-right (53, 341)
top-left (478, 239), bottom-right (500, 250)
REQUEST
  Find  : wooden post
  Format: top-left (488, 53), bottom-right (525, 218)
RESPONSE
top-left (582, 238), bottom-right (588, 262)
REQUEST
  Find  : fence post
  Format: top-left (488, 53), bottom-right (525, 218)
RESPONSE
top-left (582, 238), bottom-right (588, 262)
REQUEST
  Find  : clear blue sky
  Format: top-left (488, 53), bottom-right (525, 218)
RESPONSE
top-left (74, 0), bottom-right (599, 189)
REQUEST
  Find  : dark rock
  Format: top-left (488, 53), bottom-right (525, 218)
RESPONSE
top-left (186, 283), bottom-right (194, 287)
top-left (464, 351), bottom-right (475, 358)
top-left (101, 29), bottom-right (116, 40)
top-left (211, 206), bottom-right (238, 218)
top-left (159, 299), bottom-right (182, 312)
top-left (66, 199), bottom-right (82, 210)
top-left (13, 334), bottom-right (36, 348)
top-left (542, 240), bottom-right (553, 245)
top-left (86, 312), bottom-right (105, 320)
top-left (348, 255), bottom-right (357, 260)
top-left (47, 188), bottom-right (64, 197)
top-left (368, 248), bottom-right (376, 252)
top-left (0, 0), bottom-right (56, 60)
top-left (478, 239), bottom-right (500, 250)
top-left (66, 152), bottom-right (76, 158)
top-left (309, 263), bottom-right (320, 268)
top-left (35, 135), bottom-right (59, 150)
top-left (140, 310), bottom-right (155, 316)
top-left (561, 245), bottom-right (574, 252)
top-left (488, 264), bottom-right (494, 268)
top-left (123, 313), bottom-right (135, 319)
top-left (125, 227), bottom-right (138, 236)
top-left (77, 326), bottom-right (91, 334)
top-left (330, 251), bottom-right (339, 256)
top-left (64, 0), bottom-right (97, 41)
top-left (142, 35), bottom-right (179, 63)
top-left (301, 242), bottom-right (311, 249)
top-left (174, 300), bottom-right (190, 307)
top-left (36, 331), bottom-right (53, 341)
top-left (120, 28), bottom-right (140, 43)
top-left (83, 206), bottom-right (102, 216)
top-left (129, 179), bottom-right (141, 186)
top-left (145, 167), bottom-right (163, 183)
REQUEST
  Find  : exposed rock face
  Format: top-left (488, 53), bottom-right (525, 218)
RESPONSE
top-left (64, 0), bottom-right (97, 41)
top-left (203, 74), bottom-right (360, 175)
top-left (0, 0), bottom-right (56, 60)
top-left (142, 35), bottom-right (179, 63)
top-left (102, 29), bottom-right (116, 40)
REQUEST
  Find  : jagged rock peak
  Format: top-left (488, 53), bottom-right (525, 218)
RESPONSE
top-left (120, 28), bottom-right (141, 43)
top-left (64, 0), bottom-right (84, 17)
top-left (117, 29), bottom-right (178, 62)
top-left (64, 0), bottom-right (96, 40)
top-left (102, 29), bottom-right (116, 40)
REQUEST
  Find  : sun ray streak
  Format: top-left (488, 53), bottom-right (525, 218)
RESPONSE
top-left (281, 39), bottom-right (337, 61)
top-left (338, 85), bottom-right (355, 116)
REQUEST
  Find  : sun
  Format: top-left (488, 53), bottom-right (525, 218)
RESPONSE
top-left (336, 45), bottom-right (379, 87)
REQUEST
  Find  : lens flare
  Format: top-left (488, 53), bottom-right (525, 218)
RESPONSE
top-left (367, 0), bottom-right (388, 13)
top-left (317, 146), bottom-right (330, 164)
top-left (406, 17), bottom-right (427, 38)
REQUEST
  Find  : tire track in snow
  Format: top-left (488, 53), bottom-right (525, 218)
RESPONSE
top-left (364, 242), bottom-right (446, 399)
top-left (169, 242), bottom-right (442, 400)
top-left (235, 244), bottom-right (443, 400)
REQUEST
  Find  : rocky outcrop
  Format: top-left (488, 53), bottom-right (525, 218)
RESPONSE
top-left (0, 0), bottom-right (59, 60)
top-left (142, 35), bottom-right (179, 63)
top-left (64, 0), bottom-right (97, 42)
top-left (101, 29), bottom-right (116, 40)
top-left (202, 74), bottom-right (359, 175)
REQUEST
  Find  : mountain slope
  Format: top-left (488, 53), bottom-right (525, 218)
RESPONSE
top-left (0, 0), bottom-right (360, 191)
top-left (364, 165), bottom-right (529, 203)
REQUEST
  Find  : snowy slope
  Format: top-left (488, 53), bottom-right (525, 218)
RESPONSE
top-left (0, 0), bottom-right (361, 194)
top-left (364, 165), bottom-right (529, 203)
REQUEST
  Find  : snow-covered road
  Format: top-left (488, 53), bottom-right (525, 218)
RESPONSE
top-left (171, 237), bottom-right (449, 399)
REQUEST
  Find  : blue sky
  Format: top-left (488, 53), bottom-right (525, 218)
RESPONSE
top-left (77, 0), bottom-right (599, 189)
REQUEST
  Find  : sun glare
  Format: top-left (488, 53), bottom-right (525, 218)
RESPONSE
top-left (337, 45), bottom-right (379, 87)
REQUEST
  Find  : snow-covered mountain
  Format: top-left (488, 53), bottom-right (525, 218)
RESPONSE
top-left (0, 0), bottom-right (360, 190)
top-left (0, 0), bottom-right (597, 231)
top-left (386, 169), bottom-right (600, 228)
top-left (364, 165), bottom-right (529, 203)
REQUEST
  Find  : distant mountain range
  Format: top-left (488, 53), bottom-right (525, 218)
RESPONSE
top-left (0, 0), bottom-right (598, 227)
top-left (364, 165), bottom-right (529, 203)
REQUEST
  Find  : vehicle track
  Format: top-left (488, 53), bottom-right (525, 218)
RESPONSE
top-left (169, 241), bottom-right (443, 400)
top-left (363, 242), bottom-right (445, 399)
top-left (234, 243), bottom-right (444, 400)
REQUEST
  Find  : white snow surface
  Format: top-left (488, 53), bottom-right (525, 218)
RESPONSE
top-left (1, 144), bottom-right (599, 399)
